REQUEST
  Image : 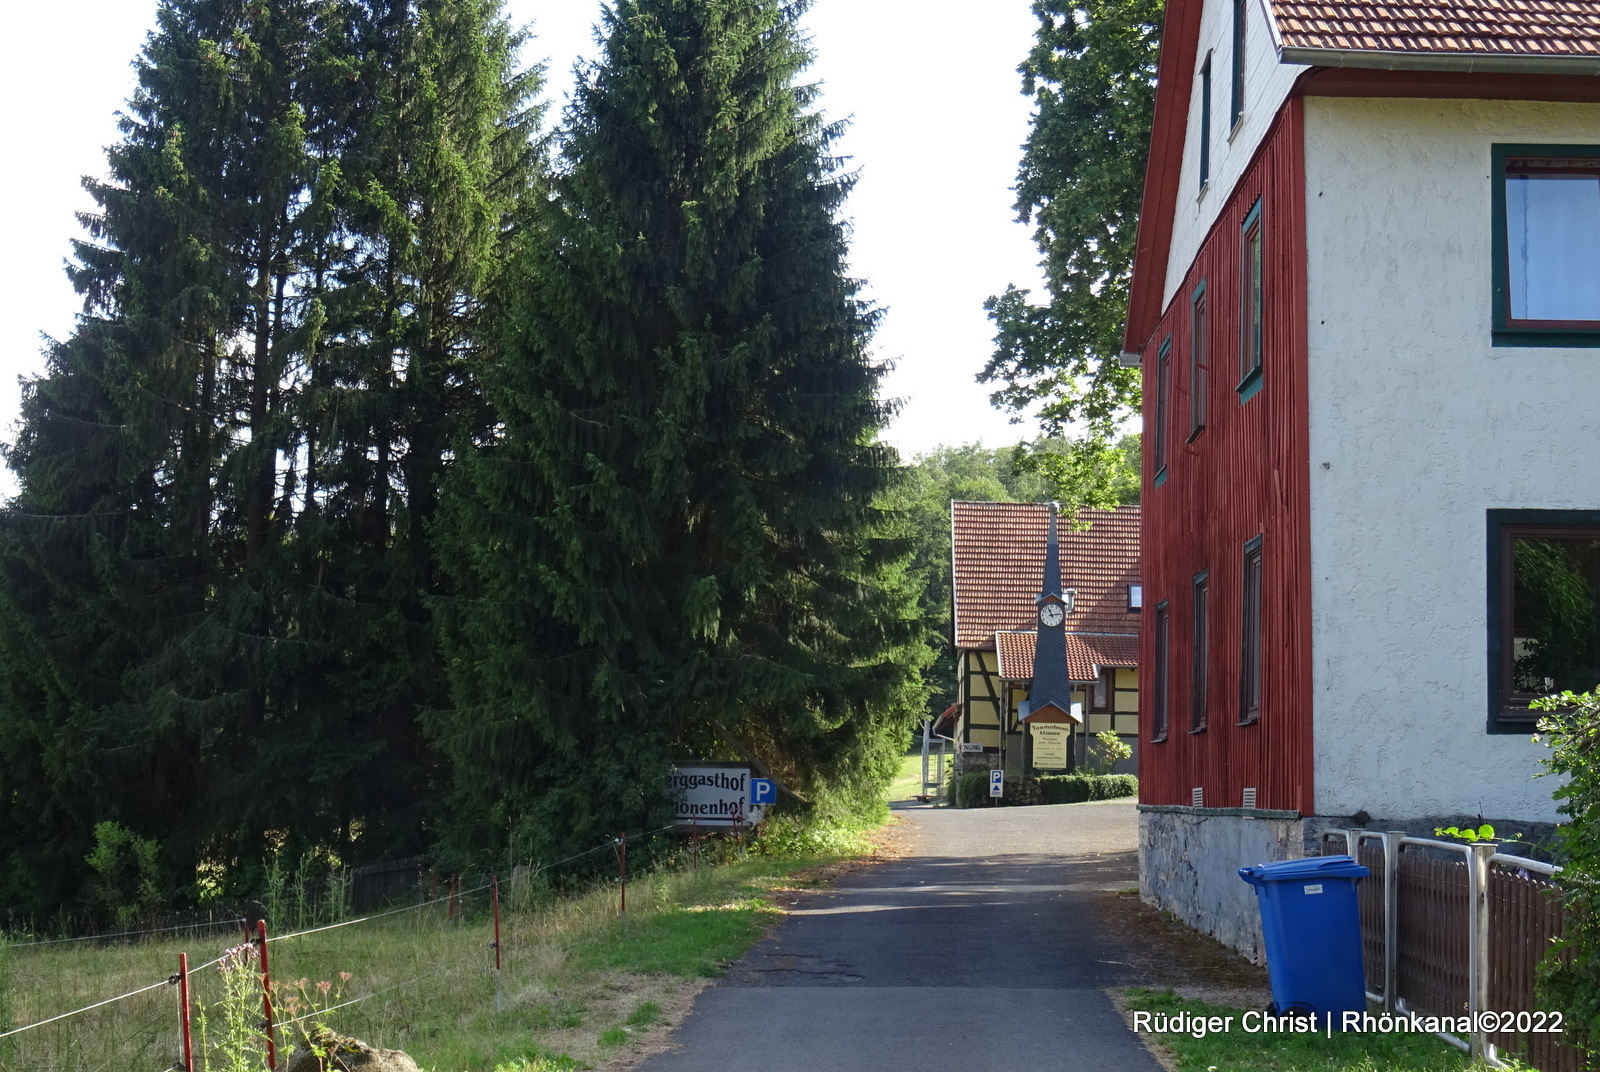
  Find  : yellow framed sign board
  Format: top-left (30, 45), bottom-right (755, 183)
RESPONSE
top-left (1030, 724), bottom-right (1070, 770)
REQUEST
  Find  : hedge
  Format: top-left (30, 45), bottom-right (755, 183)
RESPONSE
top-left (948, 771), bottom-right (1138, 807)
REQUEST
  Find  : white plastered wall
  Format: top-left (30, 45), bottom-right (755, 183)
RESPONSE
top-left (1162, 0), bottom-right (1307, 310)
top-left (1304, 97), bottom-right (1600, 823)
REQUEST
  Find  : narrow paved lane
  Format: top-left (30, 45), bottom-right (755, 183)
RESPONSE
top-left (638, 802), bottom-right (1168, 1072)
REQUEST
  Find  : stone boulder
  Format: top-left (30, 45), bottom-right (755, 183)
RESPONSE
top-left (284, 1027), bottom-right (421, 1072)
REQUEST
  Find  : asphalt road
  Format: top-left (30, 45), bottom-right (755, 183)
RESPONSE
top-left (637, 801), bottom-right (1167, 1072)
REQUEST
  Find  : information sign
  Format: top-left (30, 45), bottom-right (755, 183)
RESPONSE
top-left (670, 764), bottom-right (766, 827)
top-left (1030, 724), bottom-right (1070, 769)
top-left (989, 769), bottom-right (1004, 799)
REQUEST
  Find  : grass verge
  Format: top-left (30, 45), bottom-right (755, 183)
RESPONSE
top-left (4, 848), bottom-right (865, 1072)
top-left (1122, 988), bottom-right (1507, 1072)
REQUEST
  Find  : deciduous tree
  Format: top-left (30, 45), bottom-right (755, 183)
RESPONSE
top-left (982, 0), bottom-right (1162, 505)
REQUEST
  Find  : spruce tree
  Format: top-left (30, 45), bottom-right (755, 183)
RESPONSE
top-left (434, 0), bottom-right (928, 864)
top-left (0, 0), bottom-right (540, 916)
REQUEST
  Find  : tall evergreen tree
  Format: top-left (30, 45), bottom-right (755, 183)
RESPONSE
top-left (433, 0), bottom-right (927, 864)
top-left (0, 0), bottom-right (540, 917)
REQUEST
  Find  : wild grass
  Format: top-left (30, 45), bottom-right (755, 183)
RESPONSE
top-left (3, 849), bottom-right (847, 1072)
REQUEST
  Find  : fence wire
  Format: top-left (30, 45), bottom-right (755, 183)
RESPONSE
top-left (4, 821), bottom-right (732, 1070)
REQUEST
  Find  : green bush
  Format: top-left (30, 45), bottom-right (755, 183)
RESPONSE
top-left (952, 771), bottom-right (991, 808)
top-left (1534, 689), bottom-right (1600, 1060)
top-left (950, 771), bottom-right (1137, 807)
top-left (1035, 773), bottom-right (1139, 805)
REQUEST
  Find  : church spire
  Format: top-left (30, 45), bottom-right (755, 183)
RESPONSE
top-left (1025, 502), bottom-right (1079, 724)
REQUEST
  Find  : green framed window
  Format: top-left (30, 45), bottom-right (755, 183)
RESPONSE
top-left (1486, 510), bottom-right (1600, 732)
top-left (1191, 569), bottom-right (1209, 734)
top-left (1153, 599), bottom-right (1170, 743)
top-left (1154, 335), bottom-right (1171, 486)
top-left (1190, 280), bottom-right (1208, 436)
top-left (1199, 53), bottom-right (1212, 190)
top-left (1230, 0), bottom-right (1246, 127)
top-left (1491, 144), bottom-right (1600, 348)
top-left (1238, 199), bottom-right (1263, 399)
top-left (1239, 535), bottom-right (1262, 725)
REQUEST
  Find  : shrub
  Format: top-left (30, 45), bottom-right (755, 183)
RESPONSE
top-left (1035, 773), bottom-right (1139, 805)
top-left (952, 771), bottom-right (991, 808)
top-left (1534, 689), bottom-right (1600, 1059)
top-left (950, 771), bottom-right (1137, 807)
top-left (1089, 730), bottom-right (1133, 774)
top-left (84, 821), bottom-right (162, 929)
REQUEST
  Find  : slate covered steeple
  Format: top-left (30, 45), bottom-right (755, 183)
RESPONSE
top-left (1024, 502), bottom-right (1079, 723)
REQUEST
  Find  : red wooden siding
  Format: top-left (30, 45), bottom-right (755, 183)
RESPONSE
top-left (1136, 99), bottom-right (1313, 815)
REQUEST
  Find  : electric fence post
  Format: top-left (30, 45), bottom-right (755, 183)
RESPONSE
top-left (491, 875), bottom-right (503, 1014)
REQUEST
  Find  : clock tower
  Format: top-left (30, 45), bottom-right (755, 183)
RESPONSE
top-left (1025, 502), bottom-right (1079, 724)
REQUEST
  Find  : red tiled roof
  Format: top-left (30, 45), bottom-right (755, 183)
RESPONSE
top-left (996, 630), bottom-right (1141, 682)
top-left (951, 502), bottom-right (1141, 650)
top-left (1271, 1), bottom-right (1600, 61)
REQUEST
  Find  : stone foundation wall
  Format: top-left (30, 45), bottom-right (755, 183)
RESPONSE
top-left (1138, 806), bottom-right (1305, 963)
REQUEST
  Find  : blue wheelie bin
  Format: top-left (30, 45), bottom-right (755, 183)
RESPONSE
top-left (1238, 855), bottom-right (1369, 1025)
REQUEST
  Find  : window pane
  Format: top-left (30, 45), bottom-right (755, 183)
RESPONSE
top-left (1240, 539), bottom-right (1262, 723)
top-left (1240, 206), bottom-right (1263, 382)
top-left (1091, 670), bottom-right (1110, 712)
top-left (1191, 574), bottom-right (1208, 732)
top-left (1191, 290), bottom-right (1208, 433)
top-left (1512, 536), bottom-right (1600, 696)
top-left (1506, 174), bottom-right (1600, 322)
top-left (1155, 340), bottom-right (1170, 473)
top-left (1154, 602), bottom-right (1170, 741)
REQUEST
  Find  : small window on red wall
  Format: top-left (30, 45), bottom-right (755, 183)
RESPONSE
top-left (1239, 535), bottom-right (1263, 725)
top-left (1239, 198), bottom-right (1263, 400)
top-left (1153, 601), bottom-right (1170, 742)
top-left (1154, 336), bottom-right (1171, 485)
top-left (1190, 281), bottom-right (1208, 437)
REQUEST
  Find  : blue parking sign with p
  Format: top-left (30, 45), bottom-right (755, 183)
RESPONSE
top-left (750, 778), bottom-right (777, 806)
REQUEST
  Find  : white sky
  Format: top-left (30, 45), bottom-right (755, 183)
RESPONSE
top-left (0, 0), bottom-right (1048, 487)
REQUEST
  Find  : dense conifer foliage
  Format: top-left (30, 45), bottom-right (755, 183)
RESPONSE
top-left (0, 0), bottom-right (540, 917)
top-left (431, 0), bottom-right (928, 863)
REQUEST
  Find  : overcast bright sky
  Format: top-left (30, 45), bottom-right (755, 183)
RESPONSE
top-left (0, 0), bottom-right (1049, 488)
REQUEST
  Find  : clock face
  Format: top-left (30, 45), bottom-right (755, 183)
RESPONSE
top-left (1038, 602), bottom-right (1065, 628)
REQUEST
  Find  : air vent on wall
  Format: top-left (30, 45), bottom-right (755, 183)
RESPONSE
top-left (1241, 787), bottom-right (1258, 809)
top-left (1191, 786), bottom-right (1204, 808)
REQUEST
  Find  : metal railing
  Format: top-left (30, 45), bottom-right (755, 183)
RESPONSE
top-left (1323, 829), bottom-right (1580, 1071)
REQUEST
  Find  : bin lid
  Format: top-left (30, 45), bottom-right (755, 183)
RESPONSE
top-left (1238, 854), bottom-right (1369, 886)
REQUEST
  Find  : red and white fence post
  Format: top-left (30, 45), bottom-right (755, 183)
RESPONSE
top-left (174, 952), bottom-right (194, 1072)
top-left (255, 919), bottom-right (277, 1070)
top-left (491, 874), bottom-right (503, 1014)
top-left (617, 833), bottom-right (628, 921)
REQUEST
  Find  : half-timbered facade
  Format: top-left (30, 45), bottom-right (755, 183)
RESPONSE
top-left (950, 502), bottom-right (1142, 775)
top-left (1125, 0), bottom-right (1600, 956)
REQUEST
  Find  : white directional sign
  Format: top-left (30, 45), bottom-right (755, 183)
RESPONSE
top-left (989, 769), bottom-right (1004, 799)
top-left (670, 764), bottom-right (767, 827)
